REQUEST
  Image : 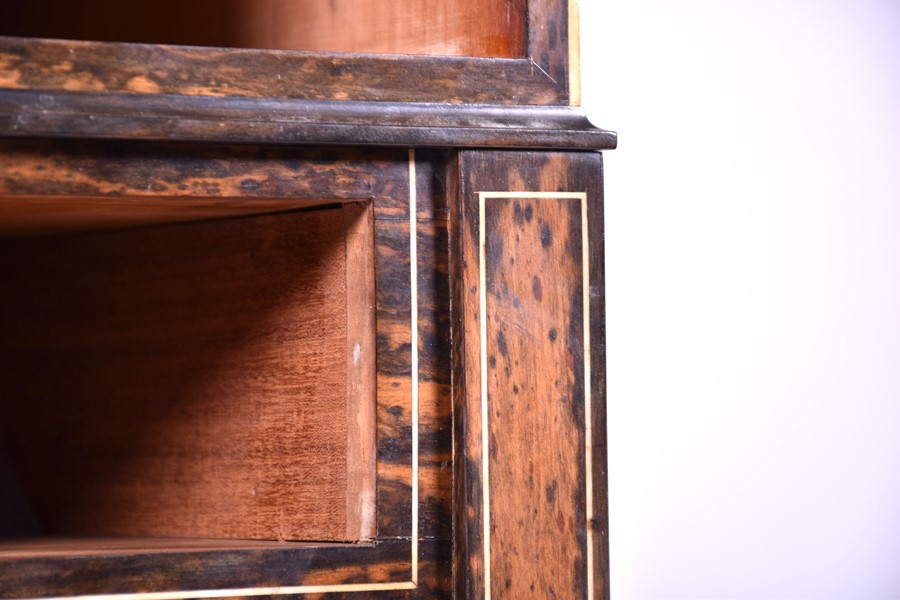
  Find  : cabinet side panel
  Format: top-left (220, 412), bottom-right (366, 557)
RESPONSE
top-left (453, 150), bottom-right (607, 599)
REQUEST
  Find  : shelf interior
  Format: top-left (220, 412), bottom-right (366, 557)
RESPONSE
top-left (0, 0), bottom-right (526, 58)
top-left (0, 197), bottom-right (376, 548)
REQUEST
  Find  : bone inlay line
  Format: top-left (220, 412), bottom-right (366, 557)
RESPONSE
top-left (409, 148), bottom-right (420, 583)
top-left (477, 190), bottom-right (593, 600)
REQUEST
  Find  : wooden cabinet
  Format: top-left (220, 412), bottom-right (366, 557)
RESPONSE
top-left (0, 1), bottom-right (615, 598)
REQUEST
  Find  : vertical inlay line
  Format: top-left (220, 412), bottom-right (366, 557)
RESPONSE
top-left (477, 192), bottom-right (491, 600)
top-left (582, 194), bottom-right (593, 600)
top-left (409, 149), bottom-right (419, 583)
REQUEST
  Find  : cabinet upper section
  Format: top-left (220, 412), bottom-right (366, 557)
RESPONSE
top-left (0, 0), bottom-right (575, 105)
top-left (0, 0), bottom-right (617, 150)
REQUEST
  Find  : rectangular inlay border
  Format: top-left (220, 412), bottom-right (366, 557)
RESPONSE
top-left (477, 190), bottom-right (593, 600)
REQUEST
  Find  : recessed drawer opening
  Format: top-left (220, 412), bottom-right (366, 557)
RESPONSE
top-left (0, 197), bottom-right (377, 552)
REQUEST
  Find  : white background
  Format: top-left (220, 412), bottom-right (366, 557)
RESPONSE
top-left (580, 1), bottom-right (900, 598)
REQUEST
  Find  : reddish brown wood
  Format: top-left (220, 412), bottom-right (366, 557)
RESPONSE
top-left (452, 150), bottom-right (608, 599)
top-left (0, 204), bottom-right (376, 543)
top-left (344, 202), bottom-right (378, 542)
top-left (227, 0), bottom-right (527, 58)
top-left (487, 196), bottom-right (586, 597)
top-left (0, 0), bottom-right (526, 58)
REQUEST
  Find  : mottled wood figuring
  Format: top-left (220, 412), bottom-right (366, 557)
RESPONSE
top-left (0, 145), bottom-right (454, 598)
top-left (452, 150), bottom-right (608, 599)
top-left (0, 0), bottom-right (526, 58)
top-left (0, 141), bottom-right (440, 220)
top-left (0, 36), bottom-right (565, 107)
top-left (228, 0), bottom-right (526, 58)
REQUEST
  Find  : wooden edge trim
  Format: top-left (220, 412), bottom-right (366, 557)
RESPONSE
top-left (0, 36), bottom-right (565, 105)
top-left (0, 89), bottom-right (617, 150)
top-left (344, 201), bottom-right (378, 542)
top-left (448, 151), bottom-right (467, 600)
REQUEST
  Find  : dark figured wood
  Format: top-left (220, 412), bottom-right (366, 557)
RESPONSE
top-left (452, 150), bottom-right (608, 599)
top-left (0, 90), bottom-right (617, 150)
top-left (0, 539), bottom-right (452, 597)
top-left (0, 36), bottom-right (565, 106)
top-left (529, 0), bottom-right (572, 95)
top-left (0, 145), bottom-right (454, 598)
top-left (0, 141), bottom-right (439, 220)
top-left (0, 0), bottom-right (526, 58)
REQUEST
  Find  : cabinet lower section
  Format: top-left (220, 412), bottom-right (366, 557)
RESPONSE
top-left (0, 144), bottom-right (607, 600)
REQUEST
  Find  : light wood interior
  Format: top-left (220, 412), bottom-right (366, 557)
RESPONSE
top-left (0, 0), bottom-right (526, 57)
top-left (0, 197), bottom-right (376, 546)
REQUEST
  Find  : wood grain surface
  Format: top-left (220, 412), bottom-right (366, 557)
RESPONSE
top-left (486, 195), bottom-right (587, 598)
top-left (0, 36), bottom-right (566, 106)
top-left (529, 0), bottom-right (571, 95)
top-left (452, 150), bottom-right (608, 599)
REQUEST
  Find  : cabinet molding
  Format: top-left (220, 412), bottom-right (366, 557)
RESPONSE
top-left (0, 90), bottom-right (616, 150)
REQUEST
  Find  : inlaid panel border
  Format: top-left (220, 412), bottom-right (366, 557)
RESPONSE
top-left (476, 190), bottom-right (594, 600)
